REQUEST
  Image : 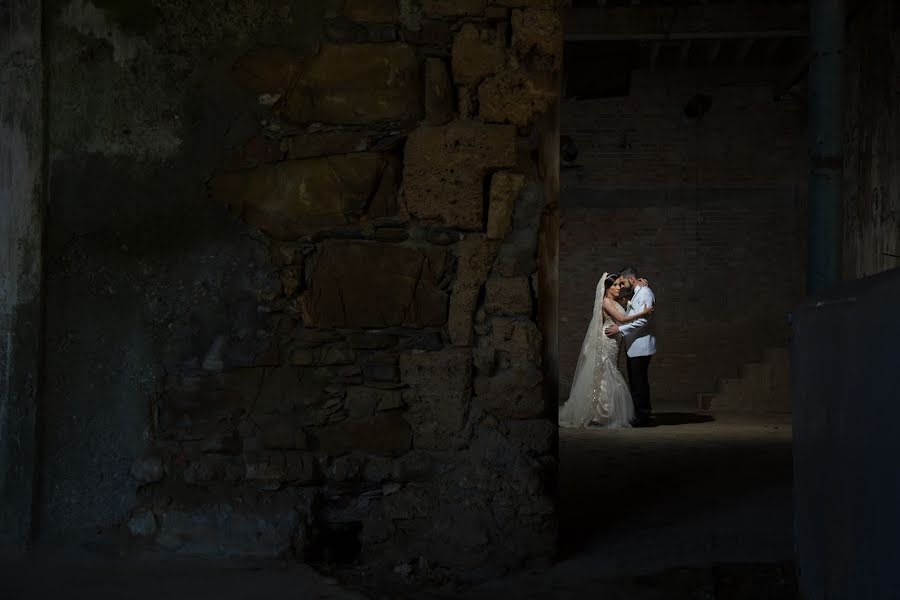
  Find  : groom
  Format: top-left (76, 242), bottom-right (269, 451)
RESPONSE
top-left (605, 267), bottom-right (656, 427)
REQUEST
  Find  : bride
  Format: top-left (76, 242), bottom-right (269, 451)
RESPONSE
top-left (559, 272), bottom-right (653, 429)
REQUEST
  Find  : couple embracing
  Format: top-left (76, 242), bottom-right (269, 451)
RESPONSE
top-left (559, 267), bottom-right (656, 429)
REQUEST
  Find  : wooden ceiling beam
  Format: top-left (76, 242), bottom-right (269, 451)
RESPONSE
top-left (707, 39), bottom-right (722, 65)
top-left (735, 38), bottom-right (756, 63)
top-left (764, 37), bottom-right (786, 63)
top-left (564, 4), bottom-right (808, 41)
top-left (649, 41), bottom-right (662, 71)
top-left (679, 40), bottom-right (692, 66)
top-left (772, 50), bottom-right (814, 100)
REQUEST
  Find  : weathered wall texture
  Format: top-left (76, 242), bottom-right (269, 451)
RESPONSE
top-left (560, 72), bottom-right (807, 406)
top-left (0, 0), bottom-right (44, 549)
top-left (843, 0), bottom-right (900, 278)
top-left (37, 0), bottom-right (560, 578)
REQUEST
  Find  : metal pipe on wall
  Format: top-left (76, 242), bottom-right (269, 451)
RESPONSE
top-left (807, 0), bottom-right (846, 293)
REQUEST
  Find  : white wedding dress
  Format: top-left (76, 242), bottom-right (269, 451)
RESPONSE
top-left (559, 275), bottom-right (635, 429)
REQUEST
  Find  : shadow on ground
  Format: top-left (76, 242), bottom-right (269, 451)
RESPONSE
top-left (651, 412), bottom-right (716, 426)
top-left (558, 415), bottom-right (793, 561)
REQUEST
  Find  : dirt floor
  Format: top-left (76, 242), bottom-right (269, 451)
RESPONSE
top-left (419, 411), bottom-right (796, 599)
top-left (3, 413), bottom-right (796, 599)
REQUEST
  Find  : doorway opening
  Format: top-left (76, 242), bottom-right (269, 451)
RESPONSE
top-left (556, 0), bottom-right (808, 590)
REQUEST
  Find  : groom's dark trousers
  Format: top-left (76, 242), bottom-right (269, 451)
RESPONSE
top-left (626, 355), bottom-right (652, 424)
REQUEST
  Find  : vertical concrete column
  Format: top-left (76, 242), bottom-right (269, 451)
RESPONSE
top-left (807, 0), bottom-right (845, 293)
top-left (0, 0), bottom-right (45, 551)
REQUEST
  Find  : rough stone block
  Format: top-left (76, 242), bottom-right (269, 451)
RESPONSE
top-left (280, 266), bottom-right (302, 297)
top-left (377, 390), bottom-right (405, 411)
top-left (345, 386), bottom-right (386, 418)
top-left (457, 85), bottom-right (477, 119)
top-left (511, 9), bottom-right (563, 70)
top-left (493, 180), bottom-right (545, 276)
top-left (404, 121), bottom-right (517, 230)
top-left (422, 0), bottom-right (487, 17)
top-left (478, 68), bottom-right (557, 127)
top-left (485, 6), bottom-right (511, 20)
top-left (424, 58), bottom-right (454, 126)
top-left (505, 419), bottom-right (555, 455)
top-left (312, 413), bottom-right (413, 454)
top-left (231, 47), bottom-right (305, 95)
top-left (130, 454), bottom-right (164, 483)
top-left (261, 418), bottom-right (310, 450)
top-left (160, 370), bottom-right (262, 436)
top-left (330, 455), bottom-right (363, 481)
top-left (154, 505), bottom-right (300, 557)
top-left (382, 483), bottom-right (438, 519)
top-left (486, 172), bottom-right (526, 240)
top-left (400, 19), bottom-right (452, 51)
top-left (300, 241), bottom-right (448, 329)
top-left (484, 276), bottom-right (533, 316)
top-left (448, 236), bottom-right (500, 346)
top-left (346, 334), bottom-right (394, 352)
top-left (473, 366), bottom-right (544, 418)
top-left (363, 363), bottom-right (401, 383)
top-left (210, 153), bottom-right (389, 240)
top-left (473, 336), bottom-right (497, 375)
top-left (491, 317), bottom-right (542, 367)
top-left (289, 343), bottom-right (356, 367)
top-left (344, 0), bottom-right (399, 23)
top-left (183, 455), bottom-right (243, 485)
top-left (451, 24), bottom-right (506, 87)
top-left (253, 366), bottom-right (308, 415)
top-left (280, 130), bottom-right (371, 160)
top-left (400, 347), bottom-right (473, 449)
top-left (277, 43), bottom-right (421, 125)
top-left (222, 135), bottom-right (284, 171)
top-left (127, 509), bottom-right (158, 537)
top-left (360, 509), bottom-right (396, 544)
top-left (490, 0), bottom-right (557, 8)
top-left (368, 158), bottom-right (402, 219)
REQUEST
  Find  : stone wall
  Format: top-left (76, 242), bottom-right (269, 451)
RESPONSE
top-left (843, 0), bottom-right (900, 278)
top-left (559, 72), bottom-right (807, 407)
top-left (37, 0), bottom-right (560, 579)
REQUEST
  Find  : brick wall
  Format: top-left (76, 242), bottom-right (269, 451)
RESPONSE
top-left (559, 71), bottom-right (807, 408)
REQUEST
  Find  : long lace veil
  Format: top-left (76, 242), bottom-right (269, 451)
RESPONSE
top-left (559, 273), bottom-right (608, 427)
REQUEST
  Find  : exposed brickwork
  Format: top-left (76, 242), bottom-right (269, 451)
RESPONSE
top-left (559, 72), bottom-right (807, 407)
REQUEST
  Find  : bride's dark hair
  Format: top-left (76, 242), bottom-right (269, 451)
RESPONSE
top-left (603, 273), bottom-right (619, 296)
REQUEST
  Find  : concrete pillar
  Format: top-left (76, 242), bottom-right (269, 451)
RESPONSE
top-left (792, 269), bottom-right (900, 598)
top-left (0, 0), bottom-right (45, 551)
top-left (807, 0), bottom-right (845, 293)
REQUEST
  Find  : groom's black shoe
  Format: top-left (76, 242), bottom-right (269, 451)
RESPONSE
top-left (630, 417), bottom-right (653, 428)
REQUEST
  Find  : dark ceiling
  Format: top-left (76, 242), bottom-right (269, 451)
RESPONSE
top-left (561, 1), bottom-right (811, 97)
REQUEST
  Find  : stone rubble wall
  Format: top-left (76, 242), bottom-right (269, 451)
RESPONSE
top-left (115, 0), bottom-right (562, 577)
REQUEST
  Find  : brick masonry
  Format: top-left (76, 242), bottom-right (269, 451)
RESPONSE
top-left (559, 71), bottom-right (808, 407)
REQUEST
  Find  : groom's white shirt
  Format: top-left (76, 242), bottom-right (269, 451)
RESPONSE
top-left (618, 284), bottom-right (656, 358)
